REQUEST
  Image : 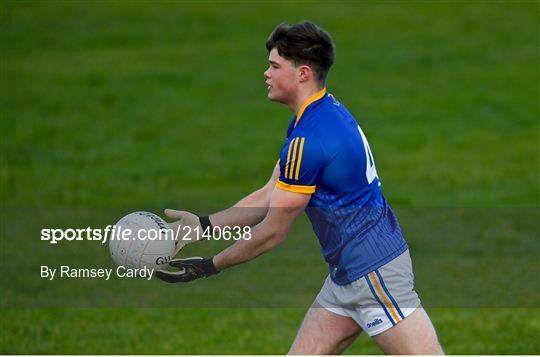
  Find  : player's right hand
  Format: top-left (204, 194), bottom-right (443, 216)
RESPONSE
top-left (164, 209), bottom-right (212, 256)
top-left (155, 256), bottom-right (219, 283)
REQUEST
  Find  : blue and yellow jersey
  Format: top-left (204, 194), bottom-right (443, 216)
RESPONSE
top-left (277, 88), bottom-right (407, 285)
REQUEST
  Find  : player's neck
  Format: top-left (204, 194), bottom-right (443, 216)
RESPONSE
top-left (290, 84), bottom-right (325, 115)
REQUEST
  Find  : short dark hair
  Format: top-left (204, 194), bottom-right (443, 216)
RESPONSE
top-left (266, 21), bottom-right (335, 84)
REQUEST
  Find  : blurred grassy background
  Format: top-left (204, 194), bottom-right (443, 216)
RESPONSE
top-left (1, 0), bottom-right (539, 354)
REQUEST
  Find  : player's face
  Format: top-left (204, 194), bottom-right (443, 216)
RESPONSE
top-left (264, 48), bottom-right (298, 104)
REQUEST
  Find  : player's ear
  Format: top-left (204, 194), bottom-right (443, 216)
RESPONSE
top-left (298, 65), bottom-right (312, 83)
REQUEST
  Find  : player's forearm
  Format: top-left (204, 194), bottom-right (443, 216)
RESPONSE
top-left (234, 186), bottom-right (272, 208)
top-left (212, 204), bottom-right (303, 271)
top-left (209, 188), bottom-right (270, 228)
top-left (212, 223), bottom-right (284, 271)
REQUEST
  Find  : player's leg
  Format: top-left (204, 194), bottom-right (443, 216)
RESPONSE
top-left (358, 250), bottom-right (444, 354)
top-left (288, 301), bottom-right (362, 355)
top-left (372, 307), bottom-right (444, 354)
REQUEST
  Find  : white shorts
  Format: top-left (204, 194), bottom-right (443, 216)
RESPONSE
top-left (316, 249), bottom-right (421, 336)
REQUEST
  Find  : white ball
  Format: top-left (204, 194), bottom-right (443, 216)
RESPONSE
top-left (109, 211), bottom-right (176, 270)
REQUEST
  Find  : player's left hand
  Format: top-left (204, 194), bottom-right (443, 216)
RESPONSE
top-left (164, 209), bottom-right (211, 256)
top-left (155, 257), bottom-right (219, 283)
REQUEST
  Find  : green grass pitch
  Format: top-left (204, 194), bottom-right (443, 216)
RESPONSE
top-left (1, 1), bottom-right (539, 354)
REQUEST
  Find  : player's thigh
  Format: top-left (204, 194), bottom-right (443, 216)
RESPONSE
top-left (372, 307), bottom-right (444, 355)
top-left (289, 301), bottom-right (362, 355)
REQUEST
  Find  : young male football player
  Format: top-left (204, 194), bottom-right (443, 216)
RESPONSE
top-left (157, 21), bottom-right (444, 355)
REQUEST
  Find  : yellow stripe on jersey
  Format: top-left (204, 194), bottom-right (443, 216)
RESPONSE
top-left (284, 138), bottom-right (295, 179)
top-left (276, 180), bottom-right (316, 194)
top-left (294, 138), bottom-right (305, 180)
top-left (368, 272), bottom-right (402, 323)
top-left (288, 138), bottom-right (300, 179)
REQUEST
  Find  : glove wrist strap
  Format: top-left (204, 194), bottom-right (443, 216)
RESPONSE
top-left (199, 215), bottom-right (213, 232)
top-left (202, 257), bottom-right (219, 276)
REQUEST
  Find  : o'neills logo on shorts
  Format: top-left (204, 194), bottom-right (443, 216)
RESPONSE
top-left (367, 318), bottom-right (383, 328)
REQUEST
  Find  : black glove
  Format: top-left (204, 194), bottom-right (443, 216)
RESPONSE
top-left (155, 256), bottom-right (219, 283)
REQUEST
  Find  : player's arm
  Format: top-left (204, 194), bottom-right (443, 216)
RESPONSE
top-left (158, 135), bottom-right (323, 281)
top-left (213, 185), bottom-right (309, 271)
top-left (155, 186), bottom-right (310, 283)
top-left (165, 163), bottom-right (279, 253)
top-left (209, 162), bottom-right (280, 227)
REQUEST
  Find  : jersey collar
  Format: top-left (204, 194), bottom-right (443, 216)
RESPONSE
top-left (293, 87), bottom-right (327, 128)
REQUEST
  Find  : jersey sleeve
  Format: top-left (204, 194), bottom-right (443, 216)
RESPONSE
top-left (277, 136), bottom-right (325, 194)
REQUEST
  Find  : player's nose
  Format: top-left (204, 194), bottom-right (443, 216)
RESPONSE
top-left (264, 68), bottom-right (271, 79)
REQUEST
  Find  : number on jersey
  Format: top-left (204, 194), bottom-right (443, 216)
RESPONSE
top-left (357, 125), bottom-right (379, 184)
